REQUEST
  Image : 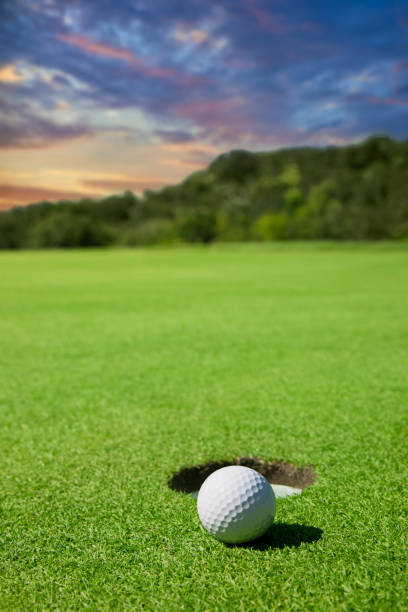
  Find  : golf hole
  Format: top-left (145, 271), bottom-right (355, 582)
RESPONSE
top-left (168, 457), bottom-right (316, 499)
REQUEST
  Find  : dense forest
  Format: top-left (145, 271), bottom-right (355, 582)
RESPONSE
top-left (1, 135), bottom-right (407, 248)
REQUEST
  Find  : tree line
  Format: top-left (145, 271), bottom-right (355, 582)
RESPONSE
top-left (1, 135), bottom-right (407, 249)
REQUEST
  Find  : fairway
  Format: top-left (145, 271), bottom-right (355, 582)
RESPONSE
top-left (0, 244), bottom-right (407, 610)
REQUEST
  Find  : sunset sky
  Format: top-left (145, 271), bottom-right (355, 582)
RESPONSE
top-left (1, 0), bottom-right (407, 210)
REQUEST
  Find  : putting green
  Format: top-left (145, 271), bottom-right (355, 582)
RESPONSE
top-left (0, 244), bottom-right (407, 610)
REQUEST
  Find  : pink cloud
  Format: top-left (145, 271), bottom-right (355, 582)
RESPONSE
top-left (0, 184), bottom-right (98, 209)
top-left (81, 178), bottom-right (169, 193)
top-left (172, 97), bottom-right (256, 141)
top-left (250, 6), bottom-right (288, 35)
top-left (160, 146), bottom-right (216, 169)
top-left (243, 0), bottom-right (319, 36)
top-left (58, 34), bottom-right (134, 62)
top-left (175, 98), bottom-right (243, 116)
top-left (385, 97), bottom-right (408, 107)
top-left (58, 34), bottom-right (176, 79)
top-left (367, 95), bottom-right (408, 107)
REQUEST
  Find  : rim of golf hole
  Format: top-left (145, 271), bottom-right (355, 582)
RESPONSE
top-left (168, 456), bottom-right (316, 498)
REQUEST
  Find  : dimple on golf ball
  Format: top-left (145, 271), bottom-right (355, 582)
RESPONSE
top-left (197, 465), bottom-right (276, 544)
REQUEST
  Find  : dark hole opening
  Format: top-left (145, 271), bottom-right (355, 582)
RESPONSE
top-left (168, 456), bottom-right (316, 493)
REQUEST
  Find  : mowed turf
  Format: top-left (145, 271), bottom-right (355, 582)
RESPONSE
top-left (0, 244), bottom-right (407, 611)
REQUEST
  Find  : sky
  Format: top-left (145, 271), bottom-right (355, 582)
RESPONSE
top-left (0, 0), bottom-right (407, 210)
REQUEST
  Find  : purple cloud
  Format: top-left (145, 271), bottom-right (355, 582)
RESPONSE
top-left (154, 129), bottom-right (196, 143)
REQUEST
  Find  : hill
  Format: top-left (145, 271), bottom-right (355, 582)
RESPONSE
top-left (1, 135), bottom-right (407, 248)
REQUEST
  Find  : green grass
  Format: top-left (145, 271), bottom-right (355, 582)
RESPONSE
top-left (0, 244), bottom-right (407, 611)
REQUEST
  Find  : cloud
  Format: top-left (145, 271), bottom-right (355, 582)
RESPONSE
top-left (344, 91), bottom-right (408, 108)
top-left (0, 97), bottom-right (141, 149)
top-left (58, 34), bottom-right (136, 62)
top-left (171, 97), bottom-right (257, 142)
top-left (0, 112), bottom-right (94, 149)
top-left (57, 33), bottom-right (176, 79)
top-left (0, 184), bottom-right (98, 209)
top-left (154, 129), bottom-right (196, 143)
top-left (1, 0), bottom-right (408, 206)
top-left (179, 149), bottom-right (216, 168)
top-left (174, 29), bottom-right (209, 45)
top-left (243, 1), bottom-right (290, 35)
top-left (0, 64), bottom-right (26, 83)
top-left (81, 177), bottom-right (169, 193)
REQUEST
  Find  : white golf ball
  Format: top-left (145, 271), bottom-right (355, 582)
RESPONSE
top-left (197, 465), bottom-right (276, 544)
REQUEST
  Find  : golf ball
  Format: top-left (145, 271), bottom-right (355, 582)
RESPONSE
top-left (197, 465), bottom-right (276, 544)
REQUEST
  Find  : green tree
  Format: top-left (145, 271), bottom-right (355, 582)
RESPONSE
top-left (123, 218), bottom-right (175, 246)
top-left (177, 211), bottom-right (217, 243)
top-left (1, 136), bottom-right (408, 248)
top-left (252, 213), bottom-right (288, 240)
top-left (30, 211), bottom-right (114, 248)
top-left (279, 162), bottom-right (301, 187)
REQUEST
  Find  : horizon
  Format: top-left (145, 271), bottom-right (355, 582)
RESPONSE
top-left (1, 134), bottom-right (405, 212)
top-left (1, 0), bottom-right (407, 210)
